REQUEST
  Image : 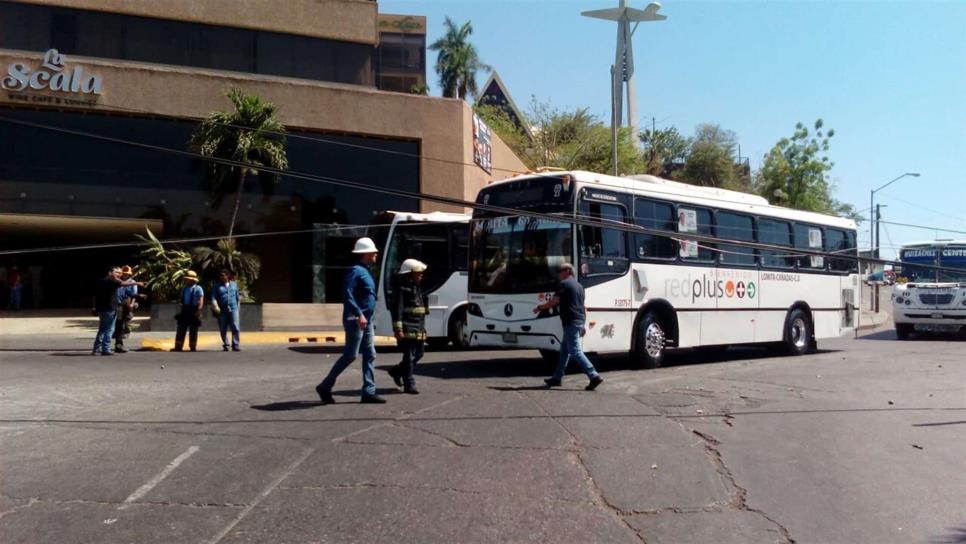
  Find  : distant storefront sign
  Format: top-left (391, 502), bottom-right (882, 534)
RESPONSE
top-left (472, 113), bottom-right (492, 174)
top-left (3, 49), bottom-right (103, 95)
top-left (377, 14), bottom-right (427, 35)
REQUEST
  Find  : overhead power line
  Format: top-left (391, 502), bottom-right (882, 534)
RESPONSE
top-left (0, 89), bottom-right (879, 217)
top-left (1, 114), bottom-right (964, 277)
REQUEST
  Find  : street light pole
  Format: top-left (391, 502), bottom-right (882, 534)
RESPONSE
top-left (870, 172), bottom-right (920, 260)
top-left (869, 172), bottom-right (920, 314)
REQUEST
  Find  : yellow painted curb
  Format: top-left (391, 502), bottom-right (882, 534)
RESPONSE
top-left (141, 331), bottom-right (397, 351)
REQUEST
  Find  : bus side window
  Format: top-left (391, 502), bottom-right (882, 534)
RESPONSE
top-left (633, 197), bottom-right (676, 259)
top-left (679, 207), bottom-right (714, 262)
top-left (826, 228), bottom-right (856, 273)
top-left (717, 212), bottom-right (756, 266)
top-left (759, 218), bottom-right (794, 268)
top-left (579, 201), bottom-right (629, 276)
top-left (795, 224), bottom-right (825, 270)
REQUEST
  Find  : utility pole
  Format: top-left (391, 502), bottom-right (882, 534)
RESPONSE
top-left (874, 203), bottom-right (882, 313)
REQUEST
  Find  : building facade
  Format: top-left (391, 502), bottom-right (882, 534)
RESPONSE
top-left (0, 0), bottom-right (526, 307)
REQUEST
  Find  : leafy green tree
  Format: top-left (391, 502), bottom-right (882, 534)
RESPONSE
top-left (680, 124), bottom-right (749, 190)
top-left (639, 126), bottom-right (691, 177)
top-left (476, 97), bottom-right (640, 174)
top-left (754, 119), bottom-right (859, 220)
top-left (135, 228), bottom-right (193, 302)
top-left (189, 88), bottom-right (289, 239)
top-left (429, 18), bottom-right (491, 100)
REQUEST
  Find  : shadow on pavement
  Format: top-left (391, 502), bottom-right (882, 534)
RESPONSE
top-left (859, 329), bottom-right (965, 341)
top-left (931, 526), bottom-right (966, 544)
top-left (289, 345), bottom-right (403, 355)
top-left (411, 346), bottom-right (841, 380)
top-left (488, 385), bottom-right (554, 391)
top-left (251, 400), bottom-right (321, 411)
top-left (913, 420), bottom-right (966, 428)
top-left (0, 348), bottom-right (89, 352)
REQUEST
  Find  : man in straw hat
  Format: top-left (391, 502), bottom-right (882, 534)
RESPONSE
top-left (112, 265), bottom-right (139, 353)
top-left (92, 266), bottom-right (143, 356)
top-left (172, 270), bottom-right (204, 352)
top-left (316, 237), bottom-right (385, 404)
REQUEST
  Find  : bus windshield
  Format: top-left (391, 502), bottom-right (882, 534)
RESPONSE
top-left (898, 245), bottom-right (966, 283)
top-left (939, 246), bottom-right (966, 282)
top-left (470, 215), bottom-right (572, 294)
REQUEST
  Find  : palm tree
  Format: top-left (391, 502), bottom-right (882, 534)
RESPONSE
top-left (190, 88), bottom-right (289, 239)
top-left (429, 17), bottom-right (491, 100)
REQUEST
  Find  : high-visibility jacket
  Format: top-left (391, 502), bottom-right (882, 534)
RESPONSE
top-left (390, 277), bottom-right (429, 341)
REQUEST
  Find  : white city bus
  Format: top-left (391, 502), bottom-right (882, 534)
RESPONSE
top-left (467, 171), bottom-right (860, 367)
top-left (892, 240), bottom-right (966, 339)
top-left (369, 211), bottom-right (471, 348)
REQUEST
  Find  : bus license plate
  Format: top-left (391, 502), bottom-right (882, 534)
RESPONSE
top-left (931, 312), bottom-right (944, 319)
top-left (502, 333), bottom-right (518, 343)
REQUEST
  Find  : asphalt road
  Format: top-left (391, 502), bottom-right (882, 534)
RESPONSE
top-left (1, 329), bottom-right (964, 544)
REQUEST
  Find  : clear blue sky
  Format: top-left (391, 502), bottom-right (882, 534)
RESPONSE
top-left (381, 0), bottom-right (966, 258)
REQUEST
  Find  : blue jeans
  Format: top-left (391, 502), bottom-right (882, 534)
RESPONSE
top-left (218, 307), bottom-right (240, 348)
top-left (552, 324), bottom-right (599, 381)
top-left (7, 284), bottom-right (22, 310)
top-left (94, 310), bottom-right (117, 354)
top-left (396, 338), bottom-right (424, 387)
top-left (319, 319), bottom-right (377, 396)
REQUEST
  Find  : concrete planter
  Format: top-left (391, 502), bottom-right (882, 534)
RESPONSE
top-left (148, 303), bottom-right (263, 332)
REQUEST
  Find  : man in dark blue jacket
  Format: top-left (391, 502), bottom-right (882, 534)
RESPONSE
top-left (316, 237), bottom-right (385, 404)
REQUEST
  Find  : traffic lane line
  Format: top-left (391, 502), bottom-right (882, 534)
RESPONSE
top-left (118, 445), bottom-right (200, 510)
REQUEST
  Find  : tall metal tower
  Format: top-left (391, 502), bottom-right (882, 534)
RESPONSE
top-left (582, 1), bottom-right (666, 169)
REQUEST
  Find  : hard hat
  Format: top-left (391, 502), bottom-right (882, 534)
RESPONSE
top-left (399, 259), bottom-right (428, 274)
top-left (351, 237), bottom-right (378, 254)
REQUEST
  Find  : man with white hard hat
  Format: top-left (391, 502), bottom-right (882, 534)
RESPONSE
top-left (387, 258), bottom-right (429, 394)
top-left (316, 237), bottom-right (385, 404)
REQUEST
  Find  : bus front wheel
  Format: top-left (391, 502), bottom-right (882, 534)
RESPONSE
top-left (448, 307), bottom-right (470, 350)
top-left (783, 309), bottom-right (812, 356)
top-left (632, 312), bottom-right (666, 369)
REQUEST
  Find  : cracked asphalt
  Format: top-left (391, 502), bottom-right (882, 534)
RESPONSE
top-left (1, 328), bottom-right (964, 544)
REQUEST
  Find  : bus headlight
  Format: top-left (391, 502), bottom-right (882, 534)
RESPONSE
top-left (905, 299), bottom-right (911, 305)
top-left (468, 303), bottom-right (483, 317)
top-left (894, 297), bottom-right (904, 304)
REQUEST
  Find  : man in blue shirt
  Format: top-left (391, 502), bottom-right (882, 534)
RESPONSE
top-left (534, 263), bottom-right (603, 391)
top-left (211, 270), bottom-right (241, 352)
top-left (317, 237), bottom-right (385, 404)
top-left (172, 270), bottom-right (204, 352)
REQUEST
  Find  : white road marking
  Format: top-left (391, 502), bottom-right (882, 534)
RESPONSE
top-left (205, 446), bottom-right (316, 544)
top-left (118, 445), bottom-right (199, 510)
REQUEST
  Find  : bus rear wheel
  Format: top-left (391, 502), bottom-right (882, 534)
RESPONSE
top-left (632, 312), bottom-right (666, 369)
top-left (783, 309), bottom-right (812, 356)
top-left (895, 323), bottom-right (913, 340)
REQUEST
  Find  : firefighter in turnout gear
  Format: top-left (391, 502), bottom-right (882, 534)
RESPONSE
top-left (387, 259), bottom-right (429, 394)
